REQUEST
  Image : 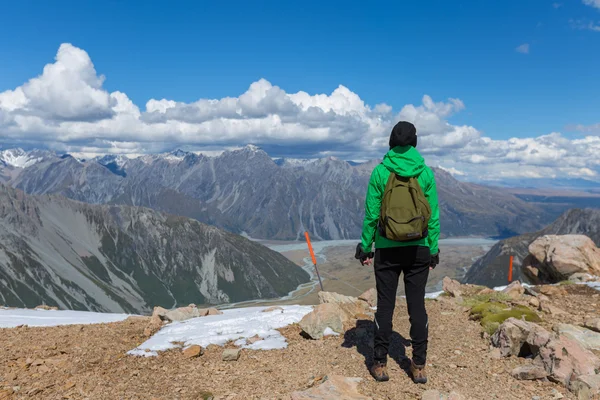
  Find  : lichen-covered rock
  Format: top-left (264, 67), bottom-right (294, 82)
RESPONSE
top-left (299, 303), bottom-right (346, 340)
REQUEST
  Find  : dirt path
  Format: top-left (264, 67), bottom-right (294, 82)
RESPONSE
top-left (4, 286), bottom-right (595, 400)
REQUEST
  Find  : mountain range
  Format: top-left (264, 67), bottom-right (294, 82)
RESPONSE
top-left (0, 184), bottom-right (309, 313)
top-left (0, 147), bottom-right (565, 240)
top-left (464, 208), bottom-right (600, 287)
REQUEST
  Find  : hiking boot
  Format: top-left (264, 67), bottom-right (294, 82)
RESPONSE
top-left (410, 360), bottom-right (427, 384)
top-left (369, 361), bottom-right (390, 382)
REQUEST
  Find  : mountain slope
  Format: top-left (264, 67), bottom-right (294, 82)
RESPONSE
top-left (464, 208), bottom-right (600, 287)
top-left (0, 185), bottom-right (309, 313)
top-left (1, 147), bottom-right (559, 240)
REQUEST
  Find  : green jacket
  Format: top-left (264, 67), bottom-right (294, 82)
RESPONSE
top-left (360, 146), bottom-right (440, 255)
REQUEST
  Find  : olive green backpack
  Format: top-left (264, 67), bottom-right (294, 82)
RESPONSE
top-left (379, 172), bottom-right (431, 242)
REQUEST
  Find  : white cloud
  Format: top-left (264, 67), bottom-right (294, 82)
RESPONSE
top-left (570, 19), bottom-right (600, 31)
top-left (516, 43), bottom-right (530, 54)
top-left (0, 43), bottom-right (599, 182)
top-left (583, 0), bottom-right (600, 9)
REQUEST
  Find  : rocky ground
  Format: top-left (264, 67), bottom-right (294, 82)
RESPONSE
top-left (2, 282), bottom-right (599, 399)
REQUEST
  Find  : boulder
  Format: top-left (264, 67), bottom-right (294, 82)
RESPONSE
top-left (528, 297), bottom-right (540, 308)
top-left (570, 375), bottom-right (600, 399)
top-left (151, 306), bottom-right (169, 320)
top-left (299, 303), bottom-right (346, 340)
top-left (539, 301), bottom-right (566, 315)
top-left (358, 288), bottom-right (377, 307)
top-left (539, 286), bottom-right (568, 297)
top-left (204, 308), bottom-right (223, 316)
top-left (554, 323), bottom-right (600, 351)
top-left (442, 277), bottom-right (463, 297)
top-left (318, 292), bottom-right (371, 320)
top-left (502, 281), bottom-right (525, 299)
top-left (584, 318), bottom-right (600, 333)
top-left (35, 305), bottom-right (58, 311)
top-left (525, 235), bottom-right (600, 282)
top-left (290, 376), bottom-right (371, 400)
top-left (162, 306), bottom-right (221, 322)
top-left (511, 365), bottom-right (548, 380)
top-left (222, 348), bottom-right (241, 361)
top-left (492, 318), bottom-right (600, 387)
top-left (182, 345), bottom-right (203, 358)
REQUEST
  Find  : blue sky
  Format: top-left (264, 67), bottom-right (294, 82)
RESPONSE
top-left (0, 0), bottom-right (599, 182)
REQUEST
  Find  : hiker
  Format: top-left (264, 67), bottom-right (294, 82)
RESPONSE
top-left (355, 121), bottom-right (440, 383)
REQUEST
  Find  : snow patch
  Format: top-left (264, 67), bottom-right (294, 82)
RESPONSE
top-left (323, 327), bottom-right (340, 336)
top-left (0, 308), bottom-right (131, 328)
top-left (128, 305), bottom-right (313, 357)
top-left (0, 148), bottom-right (42, 168)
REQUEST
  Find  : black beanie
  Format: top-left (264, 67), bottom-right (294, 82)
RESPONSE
top-left (389, 121), bottom-right (417, 149)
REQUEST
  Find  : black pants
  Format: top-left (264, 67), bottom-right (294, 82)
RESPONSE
top-left (373, 246), bottom-right (431, 366)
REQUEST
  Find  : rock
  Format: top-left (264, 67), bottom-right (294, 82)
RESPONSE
top-left (318, 291), bottom-right (371, 320)
top-left (539, 286), bottom-right (568, 297)
top-left (511, 365), bottom-right (548, 380)
top-left (182, 345), bottom-right (203, 358)
top-left (152, 306), bottom-right (169, 320)
top-left (299, 303), bottom-right (345, 340)
top-left (144, 312), bottom-right (164, 337)
top-left (34, 305), bottom-right (58, 311)
top-left (262, 306), bottom-right (284, 313)
top-left (524, 286), bottom-right (540, 297)
top-left (502, 281), bottom-right (525, 299)
top-left (526, 235), bottom-right (600, 282)
top-left (358, 288), bottom-right (377, 307)
top-left (442, 277), bottom-right (463, 297)
top-left (570, 374), bottom-right (600, 399)
top-left (246, 335), bottom-right (262, 345)
top-left (584, 318), bottom-right (600, 333)
top-left (222, 348), bottom-right (241, 361)
top-left (477, 288), bottom-right (496, 296)
top-left (492, 318), bottom-right (600, 387)
top-left (539, 301), bottom-right (566, 315)
top-left (421, 390), bottom-right (443, 400)
top-left (205, 308), bottom-right (223, 316)
top-left (290, 376), bottom-right (371, 400)
top-left (569, 273), bottom-right (594, 283)
top-left (489, 348), bottom-right (502, 360)
top-left (528, 297), bottom-right (540, 308)
top-left (165, 306), bottom-right (203, 322)
top-left (554, 323), bottom-right (600, 351)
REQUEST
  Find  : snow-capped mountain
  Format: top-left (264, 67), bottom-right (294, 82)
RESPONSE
top-left (0, 148), bottom-right (45, 169)
top-left (0, 146), bottom-right (561, 240)
top-left (0, 185), bottom-right (309, 313)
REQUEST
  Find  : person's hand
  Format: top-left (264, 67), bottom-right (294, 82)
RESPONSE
top-left (430, 251), bottom-right (440, 270)
top-left (355, 243), bottom-right (374, 266)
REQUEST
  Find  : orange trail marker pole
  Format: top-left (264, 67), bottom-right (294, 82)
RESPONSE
top-left (304, 232), bottom-right (324, 291)
top-left (508, 255), bottom-right (514, 283)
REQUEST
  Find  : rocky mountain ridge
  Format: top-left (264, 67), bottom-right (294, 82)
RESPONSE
top-left (0, 185), bottom-right (309, 313)
top-left (0, 147), bottom-right (557, 240)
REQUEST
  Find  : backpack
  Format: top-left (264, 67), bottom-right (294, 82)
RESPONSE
top-left (378, 171), bottom-right (431, 242)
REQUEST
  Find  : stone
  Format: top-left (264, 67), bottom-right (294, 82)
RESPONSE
top-left (246, 335), bottom-right (262, 345)
top-left (205, 308), bottom-right (223, 316)
top-left (151, 306), bottom-right (169, 320)
top-left (182, 345), bottom-right (203, 358)
top-left (539, 286), bottom-right (568, 297)
top-left (262, 306), bottom-right (284, 313)
top-left (165, 306), bottom-right (203, 322)
top-left (144, 312), bottom-right (164, 337)
top-left (502, 281), bottom-right (525, 299)
top-left (510, 365), bottom-right (548, 380)
top-left (584, 318), bottom-right (600, 333)
top-left (318, 291), bottom-right (371, 320)
top-left (539, 301), bottom-right (566, 315)
top-left (35, 305), bottom-right (58, 311)
top-left (554, 323), bottom-right (600, 351)
top-left (358, 288), bottom-right (377, 307)
top-left (222, 348), bottom-right (241, 361)
top-left (299, 303), bottom-right (345, 340)
top-left (528, 297), bottom-right (540, 308)
top-left (421, 390), bottom-right (443, 400)
top-left (524, 286), bottom-right (540, 297)
top-left (442, 277), bottom-right (463, 298)
top-left (290, 376), bottom-right (371, 400)
top-left (489, 348), bottom-right (502, 360)
top-left (570, 374), bottom-right (600, 399)
top-left (491, 318), bottom-right (600, 387)
top-left (527, 235), bottom-right (600, 281)
top-left (569, 273), bottom-right (594, 283)
top-left (477, 288), bottom-right (496, 296)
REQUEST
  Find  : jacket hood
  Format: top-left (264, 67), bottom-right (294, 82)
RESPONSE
top-left (382, 146), bottom-right (426, 177)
